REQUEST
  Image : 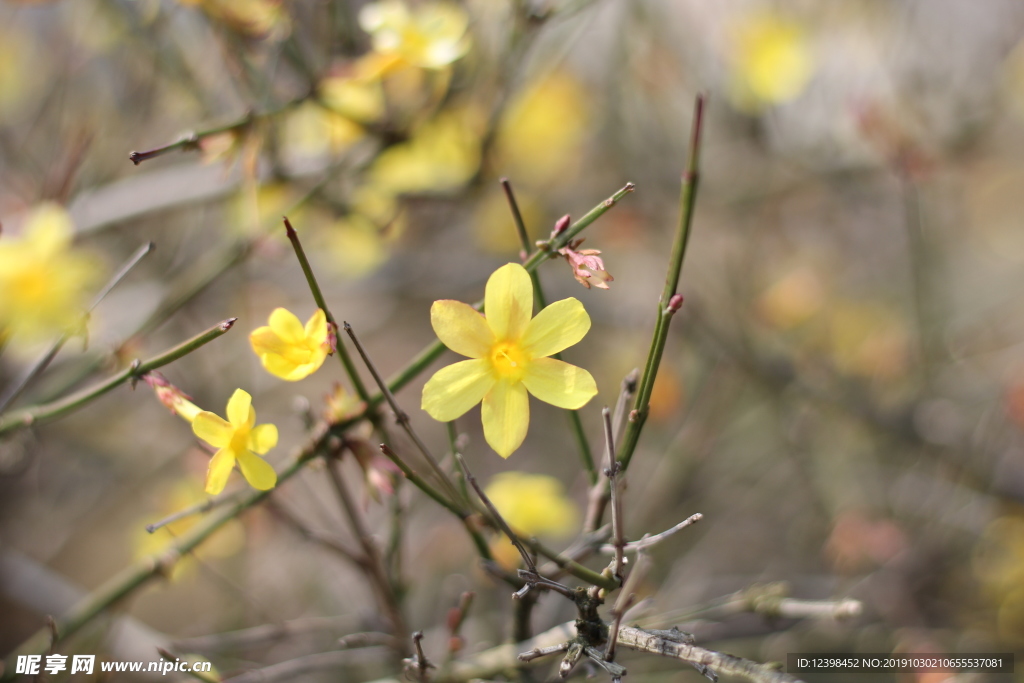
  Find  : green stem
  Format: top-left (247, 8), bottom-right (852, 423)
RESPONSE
top-left (0, 319), bottom-right (237, 435)
top-left (618, 96), bottom-right (705, 471)
top-left (127, 98), bottom-right (305, 166)
top-left (284, 217), bottom-right (371, 402)
top-left (502, 178), bottom-right (597, 484)
top-left (521, 536), bottom-right (618, 591)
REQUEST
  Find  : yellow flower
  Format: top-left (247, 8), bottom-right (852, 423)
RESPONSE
top-left (192, 389), bottom-right (279, 494)
top-left (485, 472), bottom-right (578, 536)
top-left (250, 308), bottom-right (331, 381)
top-left (422, 263), bottom-right (597, 457)
top-left (369, 107), bottom-right (482, 194)
top-left (727, 11), bottom-right (813, 111)
top-left (359, 0), bottom-right (470, 70)
top-left (0, 203), bottom-right (100, 342)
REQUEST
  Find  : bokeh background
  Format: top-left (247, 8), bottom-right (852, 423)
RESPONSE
top-left (3, 0), bottom-right (1024, 680)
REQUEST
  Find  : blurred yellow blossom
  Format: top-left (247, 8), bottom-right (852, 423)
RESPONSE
top-left (282, 102), bottom-right (366, 161)
top-left (726, 11), bottom-right (813, 111)
top-left (250, 308), bottom-right (331, 381)
top-left (318, 215), bottom-right (390, 279)
top-left (134, 478), bottom-right (245, 579)
top-left (473, 187), bottom-right (545, 255)
top-left (826, 301), bottom-right (908, 379)
top-left (0, 203), bottom-right (101, 343)
top-left (422, 263), bottom-right (598, 457)
top-left (359, 0), bottom-right (470, 70)
top-left (485, 471), bottom-right (577, 569)
top-left (493, 70), bottom-right (590, 186)
top-left (370, 108), bottom-right (483, 194)
top-left (325, 383), bottom-right (366, 423)
top-left (177, 0), bottom-right (288, 38)
top-left (320, 69), bottom-right (386, 124)
top-left (973, 515), bottom-right (1024, 642)
top-left (193, 389), bottom-right (278, 494)
top-left (756, 265), bottom-right (825, 329)
top-left (485, 472), bottom-right (578, 536)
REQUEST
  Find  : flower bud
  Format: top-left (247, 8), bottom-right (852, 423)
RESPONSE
top-left (667, 293), bottom-right (684, 313)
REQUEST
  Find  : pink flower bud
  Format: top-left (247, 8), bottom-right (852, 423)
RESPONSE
top-left (668, 294), bottom-right (684, 312)
top-left (553, 214), bottom-right (571, 236)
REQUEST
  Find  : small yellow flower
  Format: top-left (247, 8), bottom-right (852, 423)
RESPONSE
top-left (250, 308), bottom-right (331, 381)
top-left (192, 389), bottom-right (279, 494)
top-left (359, 0), bottom-right (470, 70)
top-left (485, 472), bottom-right (578, 536)
top-left (727, 11), bottom-right (813, 111)
top-left (0, 203), bottom-right (100, 342)
top-left (422, 263), bottom-right (598, 457)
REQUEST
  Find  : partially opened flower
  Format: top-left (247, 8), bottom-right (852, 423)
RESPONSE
top-left (422, 263), bottom-right (598, 457)
top-left (192, 389), bottom-right (278, 494)
top-left (359, 0), bottom-right (470, 70)
top-left (250, 308), bottom-right (331, 381)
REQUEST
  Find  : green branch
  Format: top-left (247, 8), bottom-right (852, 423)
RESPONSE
top-left (0, 319), bottom-right (237, 435)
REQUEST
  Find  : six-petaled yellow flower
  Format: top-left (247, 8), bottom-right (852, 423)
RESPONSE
top-left (422, 263), bottom-right (598, 457)
top-left (192, 389), bottom-right (279, 494)
top-left (250, 308), bottom-right (330, 381)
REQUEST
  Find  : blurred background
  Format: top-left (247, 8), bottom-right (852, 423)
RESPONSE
top-left (2, 0), bottom-right (1024, 680)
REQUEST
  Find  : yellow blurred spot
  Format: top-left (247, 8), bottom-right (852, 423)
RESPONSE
top-left (0, 204), bottom-right (101, 344)
top-left (974, 515), bottom-right (1024, 643)
top-left (727, 11), bottom-right (813, 111)
top-left (320, 72), bottom-right (386, 124)
top-left (370, 107), bottom-right (483, 194)
top-left (317, 215), bottom-right (390, 279)
top-left (282, 101), bottom-right (366, 161)
top-left (134, 478), bottom-right (245, 580)
top-left (493, 70), bottom-right (590, 186)
top-left (179, 0), bottom-right (289, 38)
top-left (485, 472), bottom-right (578, 539)
top-left (756, 266), bottom-right (825, 329)
top-left (472, 187), bottom-right (545, 255)
top-left (0, 29), bottom-right (43, 116)
top-left (649, 369), bottom-right (684, 423)
top-left (359, 0), bottom-right (470, 70)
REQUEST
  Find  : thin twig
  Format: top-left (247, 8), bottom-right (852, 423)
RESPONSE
top-left (157, 648), bottom-right (219, 683)
top-left (517, 642), bottom-right (569, 662)
top-left (410, 631), bottom-right (432, 682)
top-left (618, 95), bottom-right (705, 470)
top-left (325, 458), bottom-right (409, 652)
top-left (172, 615), bottom-right (358, 654)
top-left (604, 407), bottom-right (625, 582)
top-left (284, 217), bottom-right (371, 402)
top-left (0, 242), bottom-right (154, 413)
top-left (0, 318), bottom-right (237, 434)
top-left (600, 513), bottom-right (703, 554)
top-left (585, 370), bottom-right (639, 532)
top-left (605, 552), bottom-right (650, 662)
top-left (455, 453), bottom-right (536, 573)
top-left (344, 321), bottom-right (461, 503)
top-left (145, 492), bottom-right (245, 534)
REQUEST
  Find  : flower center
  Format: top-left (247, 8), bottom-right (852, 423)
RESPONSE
top-left (490, 341), bottom-right (526, 381)
top-left (230, 425), bottom-right (251, 454)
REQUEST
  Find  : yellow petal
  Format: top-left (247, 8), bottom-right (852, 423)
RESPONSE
top-left (268, 308), bottom-right (306, 344)
top-left (248, 423), bottom-right (279, 454)
top-left (304, 309), bottom-right (328, 343)
top-left (522, 357), bottom-right (597, 410)
top-left (226, 389), bottom-right (254, 428)
top-left (485, 263), bottom-right (533, 341)
top-left (262, 354), bottom-right (306, 381)
top-left (481, 380), bottom-right (529, 458)
top-left (192, 412), bottom-right (233, 448)
top-left (250, 326), bottom-right (289, 357)
top-left (236, 450), bottom-right (277, 490)
top-left (431, 300), bottom-right (493, 358)
top-left (520, 297), bottom-right (591, 358)
top-left (421, 358), bottom-right (495, 421)
top-left (205, 448), bottom-right (236, 495)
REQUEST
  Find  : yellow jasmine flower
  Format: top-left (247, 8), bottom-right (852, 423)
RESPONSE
top-left (369, 107), bottom-right (483, 194)
top-left (250, 308), bottom-right (331, 381)
top-left (359, 0), bottom-right (470, 70)
top-left (727, 11), bottom-right (813, 111)
top-left (177, 0), bottom-right (288, 38)
top-left (422, 263), bottom-right (598, 457)
top-left (192, 389), bottom-right (279, 494)
top-left (485, 471), bottom-right (578, 569)
top-left (0, 203), bottom-right (100, 343)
